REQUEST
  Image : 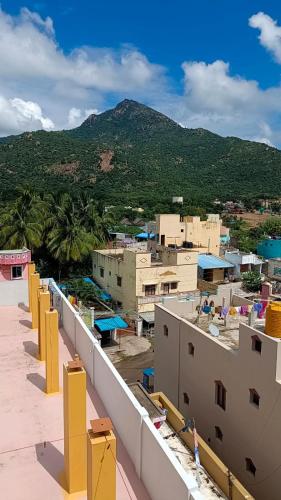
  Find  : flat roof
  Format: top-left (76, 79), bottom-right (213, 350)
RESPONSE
top-left (159, 421), bottom-right (226, 499)
top-left (198, 254), bottom-right (234, 270)
top-left (129, 383), bottom-right (165, 422)
top-left (0, 306), bottom-right (150, 500)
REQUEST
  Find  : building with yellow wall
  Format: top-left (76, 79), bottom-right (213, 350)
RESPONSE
top-left (92, 247), bottom-right (198, 317)
top-left (151, 214), bottom-right (222, 255)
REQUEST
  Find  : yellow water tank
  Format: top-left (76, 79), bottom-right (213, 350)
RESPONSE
top-left (265, 302), bottom-right (281, 338)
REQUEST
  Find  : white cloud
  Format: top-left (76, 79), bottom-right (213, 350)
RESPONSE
top-left (67, 107), bottom-right (100, 128)
top-left (1, 6), bottom-right (281, 147)
top-left (0, 95), bottom-right (54, 135)
top-left (249, 12), bottom-right (281, 63)
top-left (155, 59), bottom-right (281, 146)
top-left (21, 7), bottom-right (54, 35)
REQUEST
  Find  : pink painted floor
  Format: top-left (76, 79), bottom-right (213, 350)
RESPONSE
top-left (0, 306), bottom-right (150, 500)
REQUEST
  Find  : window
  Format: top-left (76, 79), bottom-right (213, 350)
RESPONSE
top-left (109, 271), bottom-right (111, 276)
top-left (163, 325), bottom-right (168, 336)
top-left (94, 264), bottom-right (96, 269)
top-left (100, 267), bottom-right (104, 278)
top-left (181, 229), bottom-right (184, 233)
top-left (215, 426), bottom-right (223, 441)
top-left (145, 284), bottom-right (156, 296)
top-left (171, 282), bottom-right (178, 290)
top-left (252, 335), bottom-right (262, 354)
top-left (183, 392), bottom-right (189, 404)
top-left (188, 342), bottom-right (195, 356)
top-left (117, 276), bottom-right (122, 287)
top-left (249, 389), bottom-right (260, 407)
top-left (11, 266), bottom-right (22, 279)
top-left (245, 458), bottom-right (256, 476)
top-left (215, 381), bottom-right (226, 410)
top-left (163, 283), bottom-right (170, 294)
top-left (252, 335), bottom-right (262, 353)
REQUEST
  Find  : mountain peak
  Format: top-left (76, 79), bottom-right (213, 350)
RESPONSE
top-left (79, 99), bottom-right (181, 138)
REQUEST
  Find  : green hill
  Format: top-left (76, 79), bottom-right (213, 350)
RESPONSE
top-left (1, 99), bottom-right (281, 205)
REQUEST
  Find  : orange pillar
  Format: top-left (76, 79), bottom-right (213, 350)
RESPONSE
top-left (87, 418), bottom-right (116, 500)
top-left (38, 290), bottom-right (51, 361)
top-left (28, 262), bottom-right (36, 312)
top-left (64, 356), bottom-right (87, 493)
top-left (45, 308), bottom-right (59, 394)
top-left (30, 272), bottom-right (40, 329)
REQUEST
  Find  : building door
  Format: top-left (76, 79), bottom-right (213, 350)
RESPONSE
top-left (161, 235), bottom-right (165, 246)
top-left (163, 283), bottom-right (170, 294)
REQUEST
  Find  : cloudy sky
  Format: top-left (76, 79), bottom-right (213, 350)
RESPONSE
top-left (2, 1), bottom-right (281, 146)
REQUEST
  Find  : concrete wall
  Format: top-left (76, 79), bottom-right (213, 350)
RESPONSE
top-left (156, 213), bottom-right (221, 255)
top-left (151, 392), bottom-right (253, 500)
top-left (154, 303), bottom-right (281, 500)
top-left (49, 279), bottom-right (204, 500)
top-left (0, 279), bottom-right (28, 306)
top-left (268, 258), bottom-right (281, 281)
top-left (93, 247), bottom-right (198, 313)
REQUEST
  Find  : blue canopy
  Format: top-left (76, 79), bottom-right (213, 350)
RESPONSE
top-left (94, 316), bottom-right (128, 332)
top-left (143, 368), bottom-right (154, 377)
top-left (83, 277), bottom-right (112, 301)
top-left (198, 254), bottom-right (234, 270)
top-left (136, 232), bottom-right (155, 240)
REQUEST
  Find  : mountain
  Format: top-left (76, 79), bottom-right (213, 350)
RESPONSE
top-left (0, 99), bottom-right (281, 205)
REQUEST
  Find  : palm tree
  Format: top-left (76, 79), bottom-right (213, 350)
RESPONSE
top-left (0, 187), bottom-right (44, 250)
top-left (47, 193), bottom-right (99, 280)
top-left (77, 193), bottom-right (114, 243)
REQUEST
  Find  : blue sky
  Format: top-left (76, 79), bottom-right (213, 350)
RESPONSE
top-left (2, 1), bottom-right (281, 146)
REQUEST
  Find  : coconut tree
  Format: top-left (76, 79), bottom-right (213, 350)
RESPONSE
top-left (47, 193), bottom-right (99, 280)
top-left (0, 186), bottom-right (44, 250)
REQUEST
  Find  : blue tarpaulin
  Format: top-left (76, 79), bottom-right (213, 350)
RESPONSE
top-left (135, 232), bottom-right (155, 240)
top-left (198, 254), bottom-right (234, 270)
top-left (94, 316), bottom-right (128, 332)
top-left (83, 277), bottom-right (112, 301)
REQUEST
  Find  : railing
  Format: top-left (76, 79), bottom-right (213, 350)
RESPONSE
top-left (137, 290), bottom-right (201, 305)
top-left (48, 278), bottom-right (200, 500)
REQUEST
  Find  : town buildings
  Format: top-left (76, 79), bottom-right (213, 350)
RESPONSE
top-left (92, 247), bottom-right (198, 318)
top-left (152, 214), bottom-right (222, 255)
top-left (154, 298), bottom-right (281, 500)
top-left (0, 256), bottom-right (253, 500)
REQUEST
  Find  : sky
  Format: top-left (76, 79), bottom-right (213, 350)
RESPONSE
top-left (2, 1), bottom-right (281, 146)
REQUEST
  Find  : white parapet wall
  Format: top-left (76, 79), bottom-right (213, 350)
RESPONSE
top-left (0, 280), bottom-right (28, 306)
top-left (49, 279), bottom-right (203, 500)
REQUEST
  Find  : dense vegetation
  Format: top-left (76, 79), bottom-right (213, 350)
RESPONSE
top-left (0, 187), bottom-right (113, 279)
top-left (1, 99), bottom-right (281, 207)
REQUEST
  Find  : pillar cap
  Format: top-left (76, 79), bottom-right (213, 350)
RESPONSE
top-left (67, 355), bottom-right (84, 372)
top-left (90, 417), bottom-right (113, 435)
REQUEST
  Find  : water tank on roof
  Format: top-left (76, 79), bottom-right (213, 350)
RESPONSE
top-left (265, 302), bottom-right (281, 338)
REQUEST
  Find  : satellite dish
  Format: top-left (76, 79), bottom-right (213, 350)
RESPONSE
top-left (208, 323), bottom-right (220, 337)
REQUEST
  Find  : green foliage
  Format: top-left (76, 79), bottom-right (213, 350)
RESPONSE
top-left (241, 271), bottom-right (262, 292)
top-left (0, 190), bottom-right (112, 280)
top-left (61, 278), bottom-right (101, 302)
top-left (1, 100), bottom-right (281, 208)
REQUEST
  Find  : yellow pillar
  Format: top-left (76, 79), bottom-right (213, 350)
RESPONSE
top-left (45, 308), bottom-right (59, 394)
top-left (63, 357), bottom-right (87, 493)
top-left (28, 262), bottom-right (36, 312)
top-left (87, 418), bottom-right (116, 500)
top-left (30, 272), bottom-right (40, 329)
top-left (38, 290), bottom-right (51, 361)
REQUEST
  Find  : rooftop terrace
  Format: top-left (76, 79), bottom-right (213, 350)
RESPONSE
top-left (0, 305), bottom-right (150, 500)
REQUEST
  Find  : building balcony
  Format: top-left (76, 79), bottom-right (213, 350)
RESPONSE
top-left (137, 290), bottom-right (200, 305)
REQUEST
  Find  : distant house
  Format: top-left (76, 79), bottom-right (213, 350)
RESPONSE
top-left (224, 250), bottom-right (264, 278)
top-left (198, 253), bottom-right (234, 282)
top-left (0, 247), bottom-right (31, 305)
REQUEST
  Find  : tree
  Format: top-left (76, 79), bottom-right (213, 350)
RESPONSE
top-left (46, 193), bottom-right (100, 280)
top-left (242, 271), bottom-right (262, 292)
top-left (0, 186), bottom-right (44, 250)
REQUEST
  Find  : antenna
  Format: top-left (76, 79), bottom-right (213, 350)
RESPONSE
top-left (208, 323), bottom-right (220, 337)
